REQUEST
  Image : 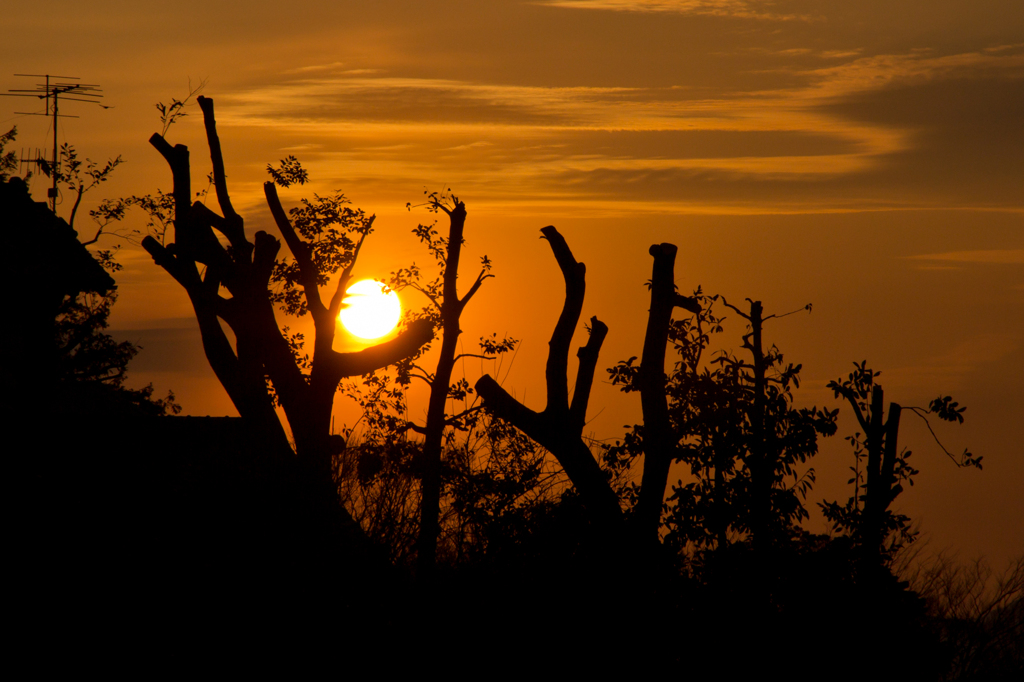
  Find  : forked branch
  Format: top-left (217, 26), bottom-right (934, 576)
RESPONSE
top-left (476, 226), bottom-right (621, 526)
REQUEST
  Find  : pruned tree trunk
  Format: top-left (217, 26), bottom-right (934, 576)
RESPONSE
top-left (747, 301), bottom-right (768, 551)
top-left (863, 392), bottom-right (902, 565)
top-left (476, 226), bottom-right (622, 529)
top-left (633, 243), bottom-right (701, 542)
top-left (143, 96), bottom-right (432, 479)
top-left (834, 382), bottom-right (904, 566)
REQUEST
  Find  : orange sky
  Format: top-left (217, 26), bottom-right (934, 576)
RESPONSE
top-left (4, 0), bottom-right (1021, 566)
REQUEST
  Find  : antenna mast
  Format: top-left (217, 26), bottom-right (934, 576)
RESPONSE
top-left (3, 74), bottom-right (105, 212)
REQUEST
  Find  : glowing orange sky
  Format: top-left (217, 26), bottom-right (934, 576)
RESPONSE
top-left (4, 0), bottom-right (1021, 566)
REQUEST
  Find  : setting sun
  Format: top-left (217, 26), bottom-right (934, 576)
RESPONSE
top-left (338, 279), bottom-right (402, 340)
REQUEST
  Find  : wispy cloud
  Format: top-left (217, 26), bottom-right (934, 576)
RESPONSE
top-left (796, 49), bottom-right (1024, 102)
top-left (218, 72), bottom-right (907, 174)
top-left (885, 333), bottom-right (1021, 392)
top-left (284, 62), bottom-right (349, 74)
top-left (210, 44), bottom-right (1023, 214)
top-left (905, 250), bottom-right (1024, 265)
top-left (539, 0), bottom-right (809, 21)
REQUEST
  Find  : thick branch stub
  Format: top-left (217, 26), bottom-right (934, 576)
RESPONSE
top-left (252, 231), bottom-right (281, 287)
top-left (197, 96), bottom-right (238, 221)
top-left (148, 134), bottom-right (192, 254)
top-left (570, 317), bottom-right (609, 428)
top-left (880, 403), bottom-right (902, 507)
top-left (540, 225), bottom-right (586, 416)
top-left (328, 318), bottom-right (434, 380)
top-left (674, 293), bottom-right (702, 314)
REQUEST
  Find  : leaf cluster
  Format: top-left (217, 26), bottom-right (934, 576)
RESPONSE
top-left (155, 78), bottom-right (206, 137)
top-left (0, 127), bottom-right (19, 181)
top-left (38, 143), bottom-right (122, 192)
top-left (266, 159), bottom-right (375, 317)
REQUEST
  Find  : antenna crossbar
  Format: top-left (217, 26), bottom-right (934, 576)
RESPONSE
top-left (4, 73), bottom-right (110, 212)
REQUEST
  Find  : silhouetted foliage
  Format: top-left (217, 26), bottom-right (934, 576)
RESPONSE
top-left (54, 290), bottom-right (180, 417)
top-left (36, 142), bottom-right (123, 232)
top-left (823, 362), bottom-right (981, 566)
top-left (0, 127), bottom-right (19, 181)
top-left (602, 293), bottom-right (837, 562)
top-left (155, 78), bottom-right (205, 136)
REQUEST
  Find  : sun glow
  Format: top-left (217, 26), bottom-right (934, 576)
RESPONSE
top-left (339, 279), bottom-right (402, 340)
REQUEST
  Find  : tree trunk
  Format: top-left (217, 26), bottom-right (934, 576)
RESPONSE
top-left (416, 202), bottom-right (468, 579)
top-left (631, 244), bottom-right (702, 545)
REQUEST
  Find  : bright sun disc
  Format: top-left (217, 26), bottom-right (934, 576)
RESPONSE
top-left (339, 279), bottom-right (402, 340)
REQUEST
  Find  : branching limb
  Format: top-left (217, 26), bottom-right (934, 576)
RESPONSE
top-left (147, 134), bottom-right (192, 250)
top-left (264, 181), bottom-right (327, 319)
top-left (323, 318), bottom-right (434, 382)
top-left (905, 406), bottom-right (981, 468)
top-left (453, 353), bottom-right (494, 363)
top-left (835, 388), bottom-right (871, 434)
top-left (197, 97), bottom-right (239, 224)
top-left (540, 225), bottom-right (586, 416)
top-left (405, 421), bottom-right (427, 435)
top-left (328, 228), bottom-right (371, 321)
top-left (445, 405), bottom-right (486, 427)
top-left (141, 236), bottom-right (201, 290)
top-left (476, 373), bottom-right (622, 525)
top-left (411, 283), bottom-right (442, 312)
top-left (459, 268), bottom-right (492, 312)
top-left (720, 296), bottom-right (751, 320)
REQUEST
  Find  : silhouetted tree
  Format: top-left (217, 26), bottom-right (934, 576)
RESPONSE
top-left (476, 226), bottom-right (623, 531)
top-left (141, 96), bottom-right (432, 474)
top-left (628, 243), bottom-right (704, 544)
top-left (369, 190), bottom-right (548, 576)
top-left (823, 362), bottom-right (981, 567)
top-left (718, 297), bottom-right (838, 550)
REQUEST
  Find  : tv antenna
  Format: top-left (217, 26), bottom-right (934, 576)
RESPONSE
top-left (3, 74), bottom-right (107, 212)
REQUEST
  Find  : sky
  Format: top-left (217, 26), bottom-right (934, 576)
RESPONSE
top-left (4, 0), bottom-right (1022, 567)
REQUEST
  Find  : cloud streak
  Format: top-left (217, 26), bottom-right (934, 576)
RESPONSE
top-left (210, 44), bottom-right (1022, 213)
top-left (906, 250), bottom-right (1024, 265)
top-left (539, 0), bottom-right (809, 21)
